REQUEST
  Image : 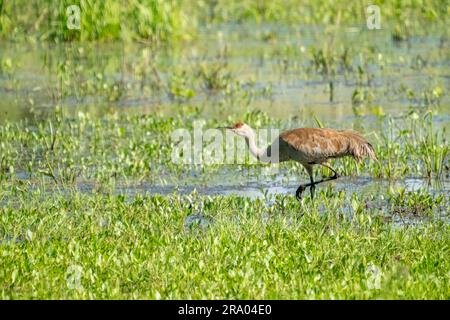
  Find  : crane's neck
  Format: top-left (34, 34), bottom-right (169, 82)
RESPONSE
top-left (245, 131), bottom-right (266, 162)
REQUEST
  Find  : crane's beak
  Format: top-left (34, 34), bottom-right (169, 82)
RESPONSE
top-left (216, 126), bottom-right (233, 130)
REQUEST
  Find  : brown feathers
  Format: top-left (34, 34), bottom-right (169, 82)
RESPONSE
top-left (338, 130), bottom-right (377, 162)
top-left (279, 128), bottom-right (377, 164)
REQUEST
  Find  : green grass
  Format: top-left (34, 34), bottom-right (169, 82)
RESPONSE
top-left (1, 191), bottom-right (448, 299)
top-left (0, 0), bottom-right (448, 42)
top-left (0, 109), bottom-right (448, 299)
top-left (0, 0), bottom-right (193, 42)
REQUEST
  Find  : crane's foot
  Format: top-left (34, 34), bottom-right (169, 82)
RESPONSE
top-left (295, 185), bottom-right (307, 201)
top-left (332, 172), bottom-right (341, 179)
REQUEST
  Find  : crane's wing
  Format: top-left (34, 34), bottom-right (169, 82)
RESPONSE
top-left (279, 128), bottom-right (376, 163)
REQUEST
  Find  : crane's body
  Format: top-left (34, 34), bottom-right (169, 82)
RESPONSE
top-left (225, 122), bottom-right (377, 199)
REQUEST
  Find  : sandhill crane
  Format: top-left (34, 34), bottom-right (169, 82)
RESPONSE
top-left (223, 122), bottom-right (377, 199)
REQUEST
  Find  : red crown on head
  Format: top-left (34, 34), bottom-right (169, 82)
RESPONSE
top-left (233, 122), bottom-right (244, 128)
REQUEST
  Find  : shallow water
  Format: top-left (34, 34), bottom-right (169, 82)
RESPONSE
top-left (110, 177), bottom-right (450, 202)
top-left (1, 174), bottom-right (448, 228)
top-left (1, 24), bottom-right (449, 129)
top-left (10, 169), bottom-right (446, 200)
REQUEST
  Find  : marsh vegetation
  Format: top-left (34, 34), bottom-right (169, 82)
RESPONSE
top-left (0, 1), bottom-right (449, 299)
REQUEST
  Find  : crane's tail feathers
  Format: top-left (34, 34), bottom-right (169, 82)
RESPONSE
top-left (356, 142), bottom-right (378, 162)
top-left (343, 131), bottom-right (378, 162)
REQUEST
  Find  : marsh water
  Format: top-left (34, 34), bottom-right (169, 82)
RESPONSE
top-left (1, 24), bottom-right (449, 201)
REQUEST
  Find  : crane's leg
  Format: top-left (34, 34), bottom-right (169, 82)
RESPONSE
top-left (295, 163), bottom-right (340, 201)
top-left (308, 163), bottom-right (340, 186)
top-left (320, 163), bottom-right (340, 179)
top-left (309, 174), bottom-right (316, 199)
top-left (296, 165), bottom-right (315, 200)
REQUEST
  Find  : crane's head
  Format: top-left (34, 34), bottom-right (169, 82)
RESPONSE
top-left (222, 122), bottom-right (254, 138)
